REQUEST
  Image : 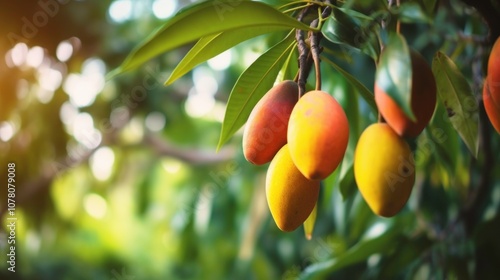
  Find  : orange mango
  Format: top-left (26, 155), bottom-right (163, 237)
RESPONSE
top-left (287, 90), bottom-right (349, 180)
top-left (243, 80), bottom-right (298, 165)
top-left (483, 79), bottom-right (500, 134)
top-left (487, 37), bottom-right (500, 106)
top-left (375, 50), bottom-right (437, 138)
top-left (266, 144), bottom-right (320, 232)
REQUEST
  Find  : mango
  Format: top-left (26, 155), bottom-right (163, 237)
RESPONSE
top-left (287, 90), bottom-right (349, 180)
top-left (375, 50), bottom-right (437, 138)
top-left (266, 144), bottom-right (320, 232)
top-left (243, 80), bottom-right (298, 165)
top-left (487, 37), bottom-right (500, 106)
top-left (354, 123), bottom-right (415, 217)
top-left (483, 79), bottom-right (500, 134)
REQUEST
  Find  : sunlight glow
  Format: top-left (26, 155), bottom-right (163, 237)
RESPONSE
top-left (109, 0), bottom-right (133, 23)
top-left (161, 158), bottom-right (182, 174)
top-left (184, 88), bottom-right (215, 118)
top-left (90, 146), bottom-right (115, 181)
top-left (38, 67), bottom-right (63, 92)
top-left (0, 122), bottom-right (15, 142)
top-left (11, 43), bottom-right (28, 67)
top-left (145, 111), bottom-right (166, 132)
top-left (192, 67), bottom-right (218, 96)
top-left (56, 41), bottom-right (73, 62)
top-left (152, 0), bottom-right (177, 19)
top-left (72, 113), bottom-right (102, 149)
top-left (208, 50), bottom-right (232, 71)
top-left (84, 193), bottom-right (107, 219)
top-left (365, 222), bottom-right (388, 239)
top-left (63, 58), bottom-right (105, 108)
top-left (26, 46), bottom-right (44, 68)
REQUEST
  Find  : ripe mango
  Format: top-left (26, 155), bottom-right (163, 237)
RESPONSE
top-left (487, 37), bottom-right (500, 106)
top-left (287, 90), bottom-right (349, 180)
top-left (243, 80), bottom-right (298, 165)
top-left (375, 50), bottom-right (437, 138)
top-left (354, 123), bottom-right (415, 217)
top-left (483, 79), bottom-right (500, 134)
top-left (266, 144), bottom-right (320, 232)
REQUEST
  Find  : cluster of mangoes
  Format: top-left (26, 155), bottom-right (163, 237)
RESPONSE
top-left (484, 37), bottom-right (500, 134)
top-left (243, 37), bottom-right (499, 232)
top-left (355, 50), bottom-right (437, 217)
top-left (243, 81), bottom-right (349, 232)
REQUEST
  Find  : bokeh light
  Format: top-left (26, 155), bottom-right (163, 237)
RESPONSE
top-left (152, 0), bottom-right (177, 19)
top-left (145, 111), bottom-right (166, 132)
top-left (90, 146), bottom-right (115, 181)
top-left (108, 0), bottom-right (133, 23)
top-left (84, 193), bottom-right (108, 219)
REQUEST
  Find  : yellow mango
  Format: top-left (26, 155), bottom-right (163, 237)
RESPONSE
top-left (288, 90), bottom-right (349, 180)
top-left (354, 123), bottom-right (415, 217)
top-left (266, 144), bottom-right (320, 232)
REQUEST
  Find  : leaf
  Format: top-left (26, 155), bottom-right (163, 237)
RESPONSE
top-left (300, 222), bottom-right (402, 279)
top-left (322, 7), bottom-right (380, 60)
top-left (108, 0), bottom-right (310, 78)
top-left (216, 33), bottom-right (295, 150)
top-left (303, 203), bottom-right (317, 240)
top-left (427, 99), bottom-right (460, 176)
top-left (166, 26), bottom-right (287, 85)
top-left (420, 0), bottom-right (437, 14)
top-left (431, 51), bottom-right (479, 157)
top-left (392, 2), bottom-right (432, 24)
top-left (321, 55), bottom-right (378, 114)
top-left (375, 33), bottom-right (415, 120)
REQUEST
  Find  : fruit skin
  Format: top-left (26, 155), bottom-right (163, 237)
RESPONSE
top-left (375, 50), bottom-right (437, 138)
top-left (243, 80), bottom-right (298, 165)
top-left (266, 144), bottom-right (320, 232)
top-left (487, 37), bottom-right (500, 106)
top-left (354, 123), bottom-right (415, 217)
top-left (483, 79), bottom-right (500, 134)
top-left (287, 90), bottom-right (349, 180)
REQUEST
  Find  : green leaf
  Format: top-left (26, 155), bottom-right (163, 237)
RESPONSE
top-left (431, 51), bottom-right (479, 157)
top-left (427, 99), bottom-right (460, 176)
top-left (166, 26), bottom-right (287, 85)
top-left (300, 222), bottom-right (402, 279)
top-left (216, 33), bottom-right (295, 150)
top-left (420, 0), bottom-right (437, 14)
top-left (321, 55), bottom-right (378, 114)
top-left (392, 2), bottom-right (432, 24)
top-left (375, 33), bottom-right (415, 120)
top-left (108, 0), bottom-right (310, 78)
top-left (322, 7), bottom-right (380, 60)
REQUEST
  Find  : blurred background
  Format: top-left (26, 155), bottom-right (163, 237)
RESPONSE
top-left (0, 0), bottom-right (499, 279)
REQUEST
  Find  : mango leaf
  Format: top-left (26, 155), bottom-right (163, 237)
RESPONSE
top-left (427, 99), bottom-right (460, 176)
top-left (420, 0), bottom-right (437, 14)
top-left (108, 0), bottom-right (310, 78)
top-left (278, 41), bottom-right (298, 82)
top-left (322, 7), bottom-right (380, 60)
top-left (166, 26), bottom-right (287, 85)
top-left (431, 51), bottom-right (479, 157)
top-left (216, 33), bottom-right (295, 150)
top-left (392, 2), bottom-right (432, 24)
top-left (321, 55), bottom-right (377, 114)
top-left (300, 222), bottom-right (402, 279)
top-left (375, 33), bottom-right (415, 120)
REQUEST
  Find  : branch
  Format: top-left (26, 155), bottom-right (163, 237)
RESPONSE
top-left (143, 132), bottom-right (236, 165)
